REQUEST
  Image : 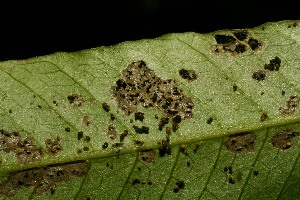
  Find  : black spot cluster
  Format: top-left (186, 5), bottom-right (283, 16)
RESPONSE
top-left (112, 61), bottom-right (194, 120)
top-left (212, 30), bottom-right (262, 54)
top-left (179, 69), bottom-right (197, 81)
top-left (252, 56), bottom-right (281, 81)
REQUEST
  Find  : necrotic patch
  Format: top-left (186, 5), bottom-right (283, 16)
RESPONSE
top-left (0, 129), bottom-right (43, 163)
top-left (225, 132), bottom-right (256, 153)
top-left (0, 160), bottom-right (89, 198)
top-left (112, 61), bottom-right (194, 121)
top-left (271, 129), bottom-right (299, 150)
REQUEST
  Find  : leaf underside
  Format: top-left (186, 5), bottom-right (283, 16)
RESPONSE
top-left (0, 20), bottom-right (300, 200)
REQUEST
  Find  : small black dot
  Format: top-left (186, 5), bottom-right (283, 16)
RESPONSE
top-left (229, 177), bottom-right (235, 184)
top-left (110, 114), bottom-right (115, 121)
top-left (83, 146), bottom-right (89, 151)
top-left (207, 117), bottom-right (213, 124)
top-left (85, 136), bottom-right (91, 142)
top-left (78, 131), bottom-right (83, 140)
top-left (253, 170), bottom-right (259, 176)
top-left (102, 142), bottom-right (109, 149)
top-left (65, 127), bottom-right (71, 132)
top-left (252, 71), bottom-right (266, 81)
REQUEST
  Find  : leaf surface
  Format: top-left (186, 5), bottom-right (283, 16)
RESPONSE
top-left (0, 20), bottom-right (300, 200)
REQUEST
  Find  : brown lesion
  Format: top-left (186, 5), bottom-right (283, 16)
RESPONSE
top-left (0, 160), bottom-right (89, 198)
top-left (0, 129), bottom-right (43, 163)
top-left (224, 132), bottom-right (256, 153)
top-left (271, 129), bottom-right (299, 150)
top-left (112, 61), bottom-right (195, 133)
top-left (45, 137), bottom-right (63, 155)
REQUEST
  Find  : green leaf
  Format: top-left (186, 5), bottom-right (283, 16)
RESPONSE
top-left (1, 20), bottom-right (300, 200)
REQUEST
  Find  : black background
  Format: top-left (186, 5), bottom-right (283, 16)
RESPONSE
top-left (0, 1), bottom-right (299, 61)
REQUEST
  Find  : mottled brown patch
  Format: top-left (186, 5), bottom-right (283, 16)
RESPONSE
top-left (45, 138), bottom-right (63, 155)
top-left (67, 94), bottom-right (84, 107)
top-left (179, 69), bottom-right (197, 81)
top-left (279, 96), bottom-right (300, 115)
top-left (107, 124), bottom-right (117, 140)
top-left (0, 129), bottom-right (43, 163)
top-left (112, 61), bottom-right (194, 123)
top-left (139, 149), bottom-right (155, 163)
top-left (0, 160), bottom-right (89, 198)
top-left (271, 129), bottom-right (299, 150)
top-left (82, 115), bottom-right (91, 127)
top-left (225, 132), bottom-right (256, 153)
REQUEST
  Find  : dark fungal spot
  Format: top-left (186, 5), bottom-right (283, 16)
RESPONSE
top-left (83, 146), bottom-right (89, 151)
top-left (214, 34), bottom-right (236, 44)
top-left (260, 112), bottom-right (268, 122)
top-left (187, 161), bottom-right (191, 167)
top-left (135, 140), bottom-right (144, 146)
top-left (45, 138), bottom-right (62, 155)
top-left (112, 142), bottom-right (124, 148)
top-left (235, 44), bottom-right (247, 53)
top-left (173, 115), bottom-right (182, 124)
top-left (132, 178), bottom-right (141, 186)
top-left (53, 100), bottom-right (58, 106)
top-left (179, 69), bottom-right (197, 81)
top-left (140, 149), bottom-right (155, 163)
top-left (120, 130), bottom-right (128, 142)
top-left (172, 115), bottom-right (182, 132)
top-left (264, 56), bottom-right (281, 71)
top-left (159, 117), bottom-right (169, 131)
top-left (224, 166), bottom-right (228, 173)
top-left (85, 136), bottom-right (91, 142)
top-left (0, 129), bottom-right (43, 163)
top-left (38, 105), bottom-right (42, 109)
top-left (253, 169), bottom-right (259, 176)
top-left (112, 60), bottom-right (194, 125)
top-left (65, 127), bottom-right (70, 132)
top-left (193, 144), bottom-right (200, 153)
top-left (8, 109), bottom-right (12, 113)
top-left (0, 160), bottom-right (89, 198)
top-left (173, 180), bottom-right (185, 193)
top-left (233, 84), bottom-right (238, 92)
top-left (134, 112), bottom-right (144, 122)
top-left (228, 166), bottom-right (233, 174)
top-left (102, 142), bottom-right (108, 149)
top-left (159, 138), bottom-right (171, 157)
top-left (179, 144), bottom-right (188, 156)
top-left (282, 90), bottom-right (286, 96)
top-left (225, 132), bottom-right (256, 153)
top-left (252, 70), bottom-right (266, 81)
top-left (207, 117), bottom-right (213, 124)
top-left (110, 114), bottom-right (115, 121)
top-left (78, 131), bottom-right (84, 140)
top-left (102, 102), bottom-right (110, 112)
top-left (271, 129), bottom-right (299, 150)
top-left (233, 30), bottom-right (248, 41)
top-left (50, 187), bottom-right (55, 195)
top-left (248, 38), bottom-right (261, 51)
top-left (229, 176), bottom-right (236, 184)
top-left (279, 95), bottom-right (300, 115)
top-left (77, 148), bottom-right (82, 154)
top-left (67, 94), bottom-right (84, 107)
top-left (133, 125), bottom-right (149, 134)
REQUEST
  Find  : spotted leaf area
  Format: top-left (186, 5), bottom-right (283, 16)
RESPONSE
top-left (0, 20), bottom-right (300, 200)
